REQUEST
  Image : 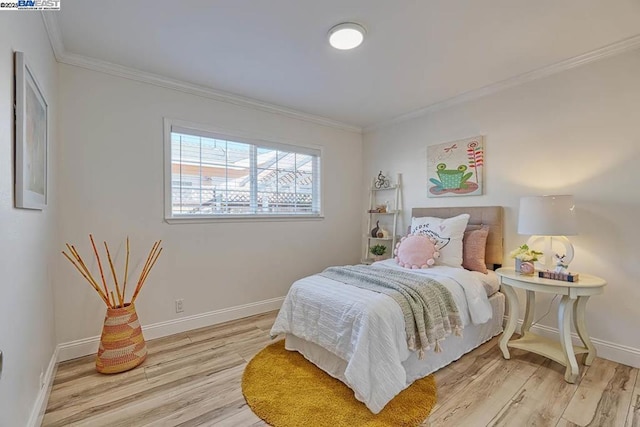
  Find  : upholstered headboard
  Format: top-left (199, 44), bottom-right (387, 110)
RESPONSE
top-left (411, 206), bottom-right (504, 269)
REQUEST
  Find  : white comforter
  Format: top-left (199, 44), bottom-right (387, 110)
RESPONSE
top-left (270, 259), bottom-right (493, 413)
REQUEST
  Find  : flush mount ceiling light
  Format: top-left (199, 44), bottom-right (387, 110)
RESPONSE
top-left (328, 22), bottom-right (366, 50)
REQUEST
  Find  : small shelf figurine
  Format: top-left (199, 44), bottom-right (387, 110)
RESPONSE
top-left (374, 171), bottom-right (390, 189)
top-left (371, 220), bottom-right (380, 238)
top-left (378, 227), bottom-right (389, 239)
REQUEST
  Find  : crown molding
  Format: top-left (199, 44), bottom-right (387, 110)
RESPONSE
top-left (39, 13), bottom-right (361, 134)
top-left (58, 52), bottom-right (362, 133)
top-left (40, 11), bottom-right (640, 136)
top-left (40, 12), bottom-right (65, 61)
top-left (365, 33), bottom-right (640, 133)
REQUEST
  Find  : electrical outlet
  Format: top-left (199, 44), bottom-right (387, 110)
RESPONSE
top-left (175, 299), bottom-right (184, 313)
top-left (39, 370), bottom-right (44, 389)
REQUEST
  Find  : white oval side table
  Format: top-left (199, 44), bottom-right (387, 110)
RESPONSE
top-left (495, 267), bottom-right (606, 383)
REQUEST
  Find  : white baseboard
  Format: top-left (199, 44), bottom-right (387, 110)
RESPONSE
top-left (57, 335), bottom-right (101, 363)
top-left (507, 317), bottom-right (640, 369)
top-left (57, 296), bottom-right (285, 362)
top-left (27, 346), bottom-right (58, 427)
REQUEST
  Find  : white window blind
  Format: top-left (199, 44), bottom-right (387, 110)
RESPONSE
top-left (166, 123), bottom-right (321, 219)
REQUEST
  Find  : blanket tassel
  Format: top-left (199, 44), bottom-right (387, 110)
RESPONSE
top-left (408, 336), bottom-right (416, 351)
top-left (434, 340), bottom-right (443, 353)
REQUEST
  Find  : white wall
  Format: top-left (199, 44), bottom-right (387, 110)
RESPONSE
top-left (0, 13), bottom-right (58, 427)
top-left (364, 50), bottom-right (640, 366)
top-left (55, 64), bottom-right (363, 346)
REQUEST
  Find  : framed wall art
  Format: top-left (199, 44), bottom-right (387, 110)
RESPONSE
top-left (15, 51), bottom-right (48, 210)
top-left (427, 136), bottom-right (484, 198)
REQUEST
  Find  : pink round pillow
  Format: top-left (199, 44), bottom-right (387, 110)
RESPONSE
top-left (394, 234), bottom-right (440, 269)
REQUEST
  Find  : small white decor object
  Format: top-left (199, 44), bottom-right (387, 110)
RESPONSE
top-left (554, 253), bottom-right (569, 273)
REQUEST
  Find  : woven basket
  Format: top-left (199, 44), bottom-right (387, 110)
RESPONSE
top-left (96, 303), bottom-right (148, 374)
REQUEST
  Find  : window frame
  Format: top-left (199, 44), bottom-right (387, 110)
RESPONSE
top-left (163, 118), bottom-right (324, 223)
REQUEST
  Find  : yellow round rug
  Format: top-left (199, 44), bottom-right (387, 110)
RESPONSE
top-left (242, 340), bottom-right (436, 427)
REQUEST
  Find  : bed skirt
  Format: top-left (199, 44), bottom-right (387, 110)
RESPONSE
top-left (285, 291), bottom-right (505, 390)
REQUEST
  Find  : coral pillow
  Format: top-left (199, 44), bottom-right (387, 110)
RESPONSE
top-left (395, 234), bottom-right (440, 269)
top-left (462, 225), bottom-right (490, 274)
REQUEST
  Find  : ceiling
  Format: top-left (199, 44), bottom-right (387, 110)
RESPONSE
top-left (54, 0), bottom-right (640, 129)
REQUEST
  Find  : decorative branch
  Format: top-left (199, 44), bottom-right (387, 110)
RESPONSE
top-left (132, 247), bottom-right (162, 303)
top-left (122, 237), bottom-right (130, 303)
top-left (131, 241), bottom-right (162, 303)
top-left (62, 236), bottom-right (163, 309)
top-left (104, 241), bottom-right (123, 308)
top-left (61, 250), bottom-right (111, 307)
top-left (89, 234), bottom-right (110, 306)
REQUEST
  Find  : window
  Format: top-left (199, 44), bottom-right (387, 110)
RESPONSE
top-left (165, 120), bottom-right (321, 220)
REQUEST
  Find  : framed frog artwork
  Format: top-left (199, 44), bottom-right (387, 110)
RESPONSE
top-left (427, 136), bottom-right (484, 198)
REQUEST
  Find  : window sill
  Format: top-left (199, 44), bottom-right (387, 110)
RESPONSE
top-left (165, 214), bottom-right (324, 224)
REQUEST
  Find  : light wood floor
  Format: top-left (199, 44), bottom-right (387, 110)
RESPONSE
top-left (43, 311), bottom-right (639, 427)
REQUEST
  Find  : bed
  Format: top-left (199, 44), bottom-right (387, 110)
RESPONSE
top-left (271, 206), bottom-right (504, 414)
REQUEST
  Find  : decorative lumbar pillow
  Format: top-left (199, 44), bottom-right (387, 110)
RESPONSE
top-left (394, 234), bottom-right (440, 269)
top-left (411, 214), bottom-right (470, 268)
top-left (462, 225), bottom-right (490, 274)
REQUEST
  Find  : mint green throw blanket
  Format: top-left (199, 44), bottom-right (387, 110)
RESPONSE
top-left (320, 265), bottom-right (462, 358)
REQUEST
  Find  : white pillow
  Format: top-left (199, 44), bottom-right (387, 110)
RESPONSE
top-left (410, 213), bottom-right (470, 268)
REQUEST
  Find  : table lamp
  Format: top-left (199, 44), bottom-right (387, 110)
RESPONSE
top-left (518, 195), bottom-right (577, 271)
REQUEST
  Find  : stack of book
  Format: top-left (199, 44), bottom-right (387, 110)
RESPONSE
top-left (538, 270), bottom-right (579, 282)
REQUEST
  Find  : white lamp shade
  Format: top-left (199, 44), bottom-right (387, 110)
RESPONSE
top-left (518, 195), bottom-right (577, 236)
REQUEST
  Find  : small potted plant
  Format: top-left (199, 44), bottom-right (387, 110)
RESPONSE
top-left (509, 244), bottom-right (543, 275)
top-left (370, 244), bottom-right (387, 262)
